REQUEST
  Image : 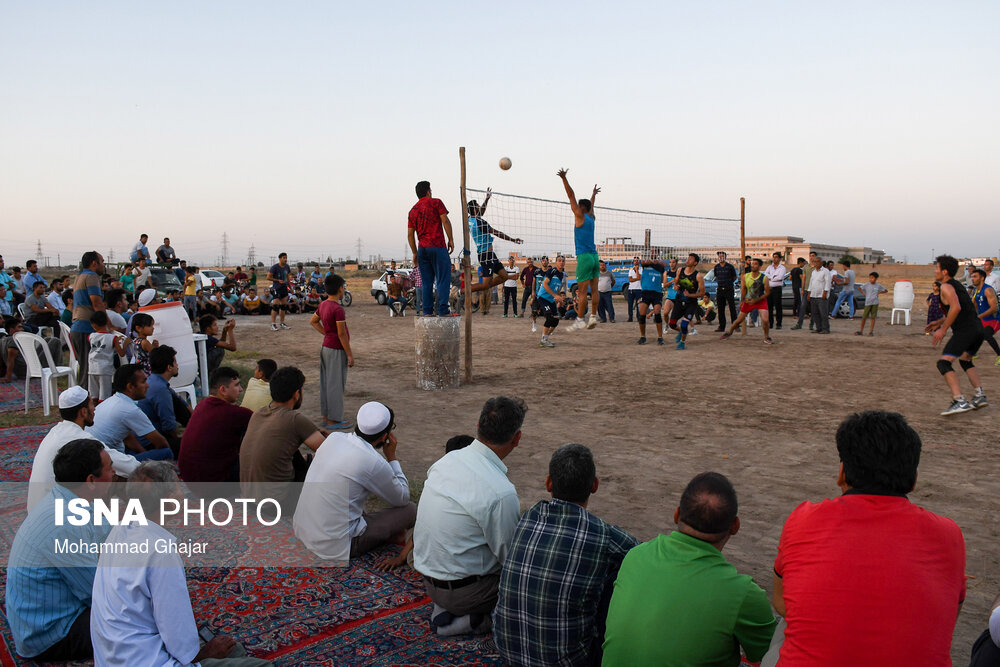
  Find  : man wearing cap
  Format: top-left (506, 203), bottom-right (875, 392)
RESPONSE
top-left (70, 251), bottom-right (107, 383)
top-left (26, 386), bottom-right (140, 512)
top-left (137, 288), bottom-right (158, 309)
top-left (413, 396), bottom-right (526, 636)
top-left (294, 402), bottom-right (416, 564)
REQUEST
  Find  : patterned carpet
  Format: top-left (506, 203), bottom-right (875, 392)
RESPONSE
top-left (0, 383), bottom-right (42, 414)
top-left (0, 424), bottom-right (505, 666)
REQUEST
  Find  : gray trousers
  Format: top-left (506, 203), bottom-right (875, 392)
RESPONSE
top-left (320, 346), bottom-right (348, 421)
top-left (423, 572), bottom-right (501, 616)
top-left (201, 641), bottom-right (274, 667)
top-left (810, 297), bottom-right (830, 333)
top-left (70, 331), bottom-right (90, 383)
top-left (350, 502), bottom-right (417, 557)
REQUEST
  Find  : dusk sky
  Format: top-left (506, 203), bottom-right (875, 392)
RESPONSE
top-left (1, 1), bottom-right (996, 267)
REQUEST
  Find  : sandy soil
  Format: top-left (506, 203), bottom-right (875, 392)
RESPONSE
top-left (232, 282), bottom-right (999, 662)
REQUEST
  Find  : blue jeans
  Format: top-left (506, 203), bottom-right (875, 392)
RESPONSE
top-left (832, 290), bottom-right (855, 318)
top-left (418, 246), bottom-right (451, 315)
top-left (135, 448), bottom-right (173, 461)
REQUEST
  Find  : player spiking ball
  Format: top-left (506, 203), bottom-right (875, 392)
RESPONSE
top-left (557, 169), bottom-right (601, 331)
top-left (468, 187), bottom-right (524, 299)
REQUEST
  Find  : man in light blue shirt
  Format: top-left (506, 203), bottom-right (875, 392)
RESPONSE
top-left (22, 260), bottom-right (48, 293)
top-left (129, 234), bottom-right (151, 262)
top-left (6, 438), bottom-right (114, 661)
top-left (0, 254), bottom-right (14, 307)
top-left (87, 364), bottom-right (173, 461)
top-left (414, 396), bottom-right (526, 636)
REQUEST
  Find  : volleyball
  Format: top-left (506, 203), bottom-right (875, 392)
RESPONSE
top-left (499, 157), bottom-right (512, 170)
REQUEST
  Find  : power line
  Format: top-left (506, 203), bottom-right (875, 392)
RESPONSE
top-left (221, 232), bottom-right (229, 267)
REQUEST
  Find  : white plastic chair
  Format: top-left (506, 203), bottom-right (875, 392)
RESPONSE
top-left (16, 302), bottom-right (54, 337)
top-left (169, 336), bottom-right (199, 410)
top-left (12, 331), bottom-right (77, 415)
top-left (57, 320), bottom-right (79, 377)
top-left (890, 307), bottom-right (911, 326)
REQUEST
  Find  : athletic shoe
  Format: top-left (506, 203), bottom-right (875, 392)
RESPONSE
top-left (566, 319), bottom-right (583, 331)
top-left (764, 337), bottom-right (774, 345)
top-left (674, 332), bottom-right (682, 343)
top-left (855, 331), bottom-right (863, 336)
top-left (637, 337), bottom-right (646, 345)
top-left (689, 327), bottom-right (698, 335)
top-left (776, 325), bottom-right (782, 330)
top-left (791, 324), bottom-right (802, 330)
top-left (539, 339), bottom-right (555, 348)
top-left (280, 323), bottom-right (290, 330)
top-left (869, 332), bottom-right (875, 337)
top-left (531, 322), bottom-right (537, 333)
top-left (657, 338), bottom-right (665, 346)
top-left (971, 393), bottom-right (989, 409)
top-left (271, 323), bottom-right (279, 331)
top-left (587, 314), bottom-right (598, 329)
top-left (941, 398), bottom-right (975, 416)
top-left (676, 341), bottom-right (685, 350)
top-left (720, 332), bottom-right (731, 340)
top-left (714, 327), bottom-right (725, 332)
top-left (503, 314), bottom-right (508, 318)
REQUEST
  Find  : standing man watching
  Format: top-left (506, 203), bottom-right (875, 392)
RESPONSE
top-left (626, 256), bottom-right (642, 322)
top-left (711, 252), bottom-right (737, 332)
top-left (984, 258), bottom-right (1000, 296)
top-left (807, 255), bottom-right (831, 334)
top-left (519, 257), bottom-right (537, 319)
top-left (267, 252), bottom-right (292, 331)
top-left (132, 258), bottom-right (153, 292)
top-left (793, 251), bottom-right (818, 330)
top-left (597, 260), bottom-right (616, 323)
top-left (502, 257), bottom-right (520, 318)
top-left (926, 254), bottom-right (988, 415)
top-left (764, 251), bottom-right (786, 329)
top-left (558, 168), bottom-right (601, 331)
top-left (789, 257), bottom-right (806, 328)
top-left (70, 251), bottom-right (107, 383)
top-left (408, 181), bottom-right (455, 316)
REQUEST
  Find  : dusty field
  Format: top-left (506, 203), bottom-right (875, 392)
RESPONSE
top-left (232, 286), bottom-right (998, 662)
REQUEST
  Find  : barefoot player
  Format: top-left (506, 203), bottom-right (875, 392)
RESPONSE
top-left (557, 169), bottom-right (601, 331)
top-left (672, 253), bottom-right (706, 350)
top-left (469, 188), bottom-right (524, 297)
top-left (721, 258), bottom-right (773, 344)
top-left (537, 255), bottom-right (567, 348)
top-left (927, 255), bottom-right (988, 415)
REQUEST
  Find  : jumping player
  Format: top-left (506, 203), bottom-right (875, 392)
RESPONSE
top-left (721, 258), bottom-right (773, 344)
top-left (537, 255), bottom-right (567, 348)
top-left (672, 253), bottom-right (706, 350)
top-left (530, 256), bottom-right (551, 334)
top-left (970, 268), bottom-right (1000, 365)
top-left (468, 187), bottom-right (524, 296)
top-left (636, 251), bottom-right (667, 346)
top-left (267, 252), bottom-right (292, 331)
top-left (557, 169), bottom-right (601, 331)
top-left (925, 255), bottom-right (988, 415)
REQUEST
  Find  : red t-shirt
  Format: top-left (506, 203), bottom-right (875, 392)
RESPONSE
top-left (407, 197), bottom-right (448, 248)
top-left (178, 396), bottom-right (253, 483)
top-left (774, 493), bottom-right (965, 665)
top-left (318, 299), bottom-right (346, 349)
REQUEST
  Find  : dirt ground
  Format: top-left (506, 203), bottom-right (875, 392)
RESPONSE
top-left (233, 279), bottom-right (998, 663)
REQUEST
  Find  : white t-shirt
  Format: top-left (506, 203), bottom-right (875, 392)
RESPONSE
top-left (133, 266), bottom-right (151, 288)
top-left (88, 332), bottom-right (118, 375)
top-left (985, 272), bottom-right (1000, 295)
top-left (764, 263), bottom-right (787, 287)
top-left (628, 267), bottom-right (642, 290)
top-left (503, 266), bottom-right (519, 288)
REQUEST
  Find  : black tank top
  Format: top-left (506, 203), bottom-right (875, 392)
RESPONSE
top-left (676, 268), bottom-right (699, 300)
top-left (944, 278), bottom-right (980, 331)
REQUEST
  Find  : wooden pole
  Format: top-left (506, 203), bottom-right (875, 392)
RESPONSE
top-left (739, 197), bottom-right (746, 265)
top-left (459, 147), bottom-right (473, 383)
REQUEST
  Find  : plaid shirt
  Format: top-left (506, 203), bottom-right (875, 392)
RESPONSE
top-left (493, 499), bottom-right (639, 667)
top-left (411, 268), bottom-right (422, 287)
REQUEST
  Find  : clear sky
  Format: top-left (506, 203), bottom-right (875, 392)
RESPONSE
top-left (1, 1), bottom-right (997, 267)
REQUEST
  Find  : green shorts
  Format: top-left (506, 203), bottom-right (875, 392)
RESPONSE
top-left (576, 253), bottom-right (600, 282)
top-left (863, 304), bottom-right (879, 318)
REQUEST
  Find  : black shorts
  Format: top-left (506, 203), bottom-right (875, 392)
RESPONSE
top-left (479, 251), bottom-right (504, 278)
top-left (672, 298), bottom-right (701, 322)
top-left (943, 326), bottom-right (985, 358)
top-left (538, 298), bottom-right (560, 327)
top-left (640, 290), bottom-right (663, 306)
top-left (271, 284), bottom-right (289, 299)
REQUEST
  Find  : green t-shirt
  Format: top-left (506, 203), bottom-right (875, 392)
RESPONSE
top-left (602, 531), bottom-right (776, 666)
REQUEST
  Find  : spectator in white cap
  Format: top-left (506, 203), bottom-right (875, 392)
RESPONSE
top-left (293, 402), bottom-right (416, 565)
top-left (137, 288), bottom-right (157, 308)
top-left (26, 386), bottom-right (140, 512)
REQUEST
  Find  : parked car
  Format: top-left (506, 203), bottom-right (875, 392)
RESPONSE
top-left (198, 269), bottom-right (227, 289)
top-left (148, 266), bottom-right (184, 298)
top-left (370, 269), bottom-right (412, 305)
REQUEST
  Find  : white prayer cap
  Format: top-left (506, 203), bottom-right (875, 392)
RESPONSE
top-left (356, 401), bottom-right (391, 436)
top-left (58, 385), bottom-right (90, 409)
top-left (138, 289), bottom-right (156, 307)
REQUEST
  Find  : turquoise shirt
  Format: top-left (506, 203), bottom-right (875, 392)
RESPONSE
top-left (470, 217), bottom-right (493, 253)
top-left (575, 213), bottom-right (597, 255)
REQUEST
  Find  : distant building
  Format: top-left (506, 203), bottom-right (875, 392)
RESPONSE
top-left (684, 236), bottom-right (888, 265)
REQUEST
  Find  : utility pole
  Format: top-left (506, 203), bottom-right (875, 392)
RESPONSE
top-left (35, 240), bottom-right (43, 265)
top-left (247, 243), bottom-right (256, 267)
top-left (221, 232), bottom-right (229, 267)
top-left (356, 237), bottom-right (363, 263)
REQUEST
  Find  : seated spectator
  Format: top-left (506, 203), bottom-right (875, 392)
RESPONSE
top-left (603, 472), bottom-right (776, 665)
top-left (46, 278), bottom-right (65, 313)
top-left (137, 346), bottom-right (192, 457)
top-left (155, 236), bottom-right (177, 265)
top-left (197, 288), bottom-right (220, 317)
top-left (768, 411), bottom-right (965, 665)
top-left (7, 439), bottom-right (113, 661)
top-left (0, 316), bottom-right (62, 382)
top-left (294, 401), bottom-right (416, 564)
top-left (386, 274), bottom-right (407, 317)
top-left (60, 289), bottom-right (74, 326)
top-left (303, 287), bottom-right (322, 313)
top-left (178, 366), bottom-right (253, 484)
top-left (86, 364), bottom-right (173, 461)
top-left (241, 358), bottom-right (276, 412)
top-left (129, 233), bottom-right (151, 263)
top-left (0, 284), bottom-right (11, 317)
top-left (240, 287), bottom-right (264, 315)
top-left (240, 366), bottom-right (326, 516)
top-left (173, 259), bottom-right (187, 285)
top-left (199, 314), bottom-right (236, 374)
top-left (91, 461), bottom-right (274, 667)
top-left (494, 444), bottom-right (639, 666)
top-left (971, 588), bottom-right (1000, 666)
top-left (25, 280), bottom-right (60, 328)
top-left (413, 397), bottom-right (526, 636)
top-left (234, 266), bottom-right (248, 284)
top-left (222, 289), bottom-right (240, 315)
top-left (27, 386), bottom-right (140, 511)
top-left (22, 259), bottom-right (47, 293)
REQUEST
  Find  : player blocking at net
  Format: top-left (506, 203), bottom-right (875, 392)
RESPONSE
top-left (557, 168), bottom-right (601, 331)
top-left (468, 187), bottom-right (524, 299)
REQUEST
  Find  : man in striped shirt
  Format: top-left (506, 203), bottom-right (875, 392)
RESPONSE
top-left (493, 444), bottom-right (638, 666)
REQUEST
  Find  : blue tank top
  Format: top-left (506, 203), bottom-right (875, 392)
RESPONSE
top-left (640, 263), bottom-right (665, 291)
top-left (574, 214), bottom-right (597, 255)
top-left (470, 217), bottom-right (492, 253)
top-left (974, 286), bottom-right (997, 322)
top-left (538, 268), bottom-right (563, 302)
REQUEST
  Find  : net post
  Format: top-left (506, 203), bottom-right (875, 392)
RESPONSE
top-left (459, 147), bottom-right (472, 383)
top-left (739, 197), bottom-right (746, 263)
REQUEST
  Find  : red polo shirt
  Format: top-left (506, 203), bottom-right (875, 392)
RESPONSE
top-left (178, 396), bottom-right (253, 483)
top-left (408, 197), bottom-right (448, 248)
top-left (774, 492), bottom-right (965, 665)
